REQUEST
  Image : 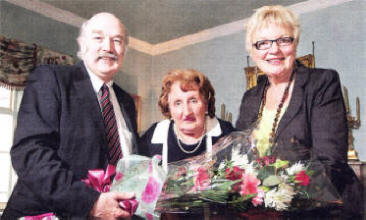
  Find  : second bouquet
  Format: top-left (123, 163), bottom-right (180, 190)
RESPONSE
top-left (155, 131), bottom-right (342, 215)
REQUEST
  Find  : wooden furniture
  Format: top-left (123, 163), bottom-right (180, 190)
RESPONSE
top-left (348, 160), bottom-right (366, 186)
top-left (131, 94), bottom-right (141, 132)
top-left (160, 206), bottom-right (346, 220)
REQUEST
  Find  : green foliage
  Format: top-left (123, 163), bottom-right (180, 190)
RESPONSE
top-left (257, 165), bottom-right (275, 180)
top-left (263, 175), bottom-right (282, 186)
top-left (201, 179), bottom-right (238, 202)
top-left (272, 159), bottom-right (289, 169)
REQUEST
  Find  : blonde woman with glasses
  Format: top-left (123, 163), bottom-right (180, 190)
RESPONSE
top-left (236, 5), bottom-right (362, 217)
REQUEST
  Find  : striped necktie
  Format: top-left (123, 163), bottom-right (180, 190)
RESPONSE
top-left (100, 84), bottom-right (122, 165)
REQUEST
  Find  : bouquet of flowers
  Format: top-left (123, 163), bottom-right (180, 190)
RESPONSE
top-left (156, 131), bottom-right (342, 215)
top-left (110, 155), bottom-right (167, 219)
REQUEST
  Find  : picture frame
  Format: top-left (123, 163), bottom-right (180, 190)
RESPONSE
top-left (131, 94), bottom-right (141, 133)
top-left (244, 54), bottom-right (315, 90)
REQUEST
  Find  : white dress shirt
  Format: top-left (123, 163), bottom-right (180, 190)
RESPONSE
top-left (86, 67), bottom-right (133, 157)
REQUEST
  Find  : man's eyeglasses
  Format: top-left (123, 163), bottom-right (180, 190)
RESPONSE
top-left (253, 37), bottom-right (294, 50)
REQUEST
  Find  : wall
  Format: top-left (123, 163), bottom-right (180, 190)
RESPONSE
top-left (146, 0), bottom-right (366, 160)
top-left (149, 32), bottom-right (246, 126)
top-left (117, 49), bottom-right (152, 131)
top-left (0, 1), bottom-right (79, 57)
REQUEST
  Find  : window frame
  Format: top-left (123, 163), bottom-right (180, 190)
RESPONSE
top-left (0, 88), bottom-right (23, 211)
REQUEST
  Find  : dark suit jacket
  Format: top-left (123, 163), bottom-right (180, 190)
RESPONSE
top-left (236, 62), bottom-right (363, 215)
top-left (3, 62), bottom-right (138, 219)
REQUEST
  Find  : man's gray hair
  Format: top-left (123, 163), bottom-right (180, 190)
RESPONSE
top-left (76, 12), bottom-right (129, 60)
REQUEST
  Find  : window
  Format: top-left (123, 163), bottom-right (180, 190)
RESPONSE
top-left (0, 87), bottom-right (23, 210)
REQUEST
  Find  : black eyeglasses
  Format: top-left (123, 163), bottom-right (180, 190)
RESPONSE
top-left (253, 37), bottom-right (294, 50)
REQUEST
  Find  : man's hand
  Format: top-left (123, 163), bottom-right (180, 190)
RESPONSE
top-left (90, 192), bottom-right (135, 219)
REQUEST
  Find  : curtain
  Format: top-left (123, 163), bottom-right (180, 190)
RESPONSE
top-left (0, 35), bottom-right (74, 90)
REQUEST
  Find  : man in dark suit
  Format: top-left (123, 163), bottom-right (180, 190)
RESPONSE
top-left (3, 12), bottom-right (139, 219)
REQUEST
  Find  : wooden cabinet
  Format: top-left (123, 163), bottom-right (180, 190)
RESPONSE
top-left (348, 160), bottom-right (366, 186)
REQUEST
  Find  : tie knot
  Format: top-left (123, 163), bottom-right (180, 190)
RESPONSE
top-left (100, 84), bottom-right (110, 102)
top-left (101, 83), bottom-right (109, 93)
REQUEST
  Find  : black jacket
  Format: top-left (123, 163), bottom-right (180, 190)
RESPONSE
top-left (236, 62), bottom-right (363, 215)
top-left (3, 62), bottom-right (138, 219)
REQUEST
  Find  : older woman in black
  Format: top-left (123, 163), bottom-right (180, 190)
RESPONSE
top-left (140, 69), bottom-right (234, 171)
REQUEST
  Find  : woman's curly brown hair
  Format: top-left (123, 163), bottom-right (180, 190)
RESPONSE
top-left (158, 69), bottom-right (215, 118)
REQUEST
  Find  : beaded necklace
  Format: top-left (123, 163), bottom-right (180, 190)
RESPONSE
top-left (174, 122), bottom-right (206, 154)
top-left (257, 68), bottom-right (295, 149)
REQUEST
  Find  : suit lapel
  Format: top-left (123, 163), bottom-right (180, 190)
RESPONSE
top-left (247, 75), bottom-right (268, 127)
top-left (113, 84), bottom-right (134, 133)
top-left (274, 63), bottom-right (309, 142)
top-left (73, 62), bottom-right (105, 135)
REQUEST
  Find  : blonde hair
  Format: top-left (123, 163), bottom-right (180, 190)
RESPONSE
top-left (158, 69), bottom-right (215, 118)
top-left (245, 5), bottom-right (300, 54)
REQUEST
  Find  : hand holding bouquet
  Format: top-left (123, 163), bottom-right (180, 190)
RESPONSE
top-left (111, 155), bottom-right (167, 219)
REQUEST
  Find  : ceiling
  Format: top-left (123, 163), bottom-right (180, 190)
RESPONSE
top-left (38, 0), bottom-right (306, 44)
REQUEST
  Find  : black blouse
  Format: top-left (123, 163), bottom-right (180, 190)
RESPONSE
top-left (139, 118), bottom-right (234, 163)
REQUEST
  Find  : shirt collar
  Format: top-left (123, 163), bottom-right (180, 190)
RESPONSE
top-left (85, 65), bottom-right (113, 93)
top-left (151, 117), bottom-right (222, 144)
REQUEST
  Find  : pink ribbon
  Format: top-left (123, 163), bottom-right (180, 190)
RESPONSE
top-left (24, 164), bottom-right (138, 219)
top-left (119, 199), bottom-right (139, 215)
top-left (24, 213), bottom-right (55, 220)
top-left (82, 164), bottom-right (116, 192)
top-left (82, 164), bottom-right (139, 215)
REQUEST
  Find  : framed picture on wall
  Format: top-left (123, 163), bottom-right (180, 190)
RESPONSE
top-left (131, 94), bottom-right (141, 133)
top-left (244, 54), bottom-right (315, 90)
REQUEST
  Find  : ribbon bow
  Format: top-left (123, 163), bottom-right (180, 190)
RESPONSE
top-left (24, 213), bottom-right (56, 220)
top-left (82, 164), bottom-right (116, 192)
top-left (82, 164), bottom-right (139, 215)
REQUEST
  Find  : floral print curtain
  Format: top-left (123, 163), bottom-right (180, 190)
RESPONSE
top-left (0, 35), bottom-right (74, 90)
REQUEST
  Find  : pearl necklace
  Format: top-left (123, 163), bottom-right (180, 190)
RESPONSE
top-left (257, 68), bottom-right (295, 150)
top-left (174, 123), bottom-right (206, 154)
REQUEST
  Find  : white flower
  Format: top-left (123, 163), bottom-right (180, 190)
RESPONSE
top-left (280, 173), bottom-right (289, 182)
top-left (229, 149), bottom-right (259, 176)
top-left (243, 162), bottom-right (258, 176)
top-left (286, 162), bottom-right (305, 176)
top-left (264, 183), bottom-right (295, 211)
top-left (231, 149), bottom-right (249, 167)
top-left (218, 161), bottom-right (226, 170)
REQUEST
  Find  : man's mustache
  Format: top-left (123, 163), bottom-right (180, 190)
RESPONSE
top-left (98, 52), bottom-right (117, 60)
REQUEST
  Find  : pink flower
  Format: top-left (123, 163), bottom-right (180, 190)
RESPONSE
top-left (240, 173), bottom-right (260, 197)
top-left (256, 155), bottom-right (276, 166)
top-left (225, 166), bottom-right (245, 192)
top-left (141, 177), bottom-right (161, 203)
top-left (295, 170), bottom-right (310, 186)
top-left (176, 166), bottom-right (187, 178)
top-left (115, 172), bottom-right (123, 181)
top-left (193, 166), bottom-right (211, 191)
top-left (225, 166), bottom-right (245, 181)
top-left (251, 189), bottom-right (264, 207)
top-left (145, 213), bottom-right (154, 220)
